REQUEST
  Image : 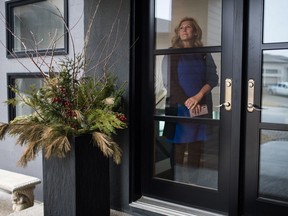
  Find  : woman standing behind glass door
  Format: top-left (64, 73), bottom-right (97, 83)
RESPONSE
top-left (164, 17), bottom-right (218, 184)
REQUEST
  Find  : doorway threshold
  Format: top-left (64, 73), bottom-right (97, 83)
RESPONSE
top-left (130, 196), bottom-right (226, 216)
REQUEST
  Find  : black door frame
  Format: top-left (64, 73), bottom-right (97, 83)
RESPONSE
top-left (130, 0), bottom-right (244, 215)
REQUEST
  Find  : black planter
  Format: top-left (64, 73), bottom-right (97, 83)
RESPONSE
top-left (42, 134), bottom-right (110, 216)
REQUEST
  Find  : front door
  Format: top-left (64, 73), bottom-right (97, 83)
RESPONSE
top-left (133, 0), bottom-right (288, 215)
top-left (242, 0), bottom-right (288, 215)
top-left (136, 0), bottom-right (240, 214)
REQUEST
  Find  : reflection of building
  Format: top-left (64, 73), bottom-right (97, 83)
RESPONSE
top-left (263, 54), bottom-right (288, 86)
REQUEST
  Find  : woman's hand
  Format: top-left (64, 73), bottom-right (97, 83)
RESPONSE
top-left (185, 96), bottom-right (202, 115)
top-left (185, 96), bottom-right (201, 110)
top-left (185, 84), bottom-right (212, 111)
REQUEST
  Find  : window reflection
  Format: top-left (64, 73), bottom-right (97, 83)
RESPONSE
top-left (263, 0), bottom-right (288, 43)
top-left (154, 120), bottom-right (219, 189)
top-left (9, 0), bottom-right (66, 53)
top-left (262, 50), bottom-right (288, 124)
top-left (155, 53), bottom-right (221, 119)
top-left (155, 0), bottom-right (222, 49)
top-left (8, 75), bottom-right (44, 121)
top-left (154, 0), bottom-right (221, 190)
top-left (155, 55), bottom-right (167, 111)
top-left (154, 51), bottom-right (220, 188)
top-left (259, 130), bottom-right (288, 202)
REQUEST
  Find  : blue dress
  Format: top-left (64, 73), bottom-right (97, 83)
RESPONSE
top-left (172, 54), bottom-right (208, 143)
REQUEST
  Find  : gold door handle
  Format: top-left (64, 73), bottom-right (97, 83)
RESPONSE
top-left (247, 79), bottom-right (255, 112)
top-left (215, 78), bottom-right (232, 110)
top-left (224, 78), bottom-right (232, 111)
top-left (247, 79), bottom-right (263, 112)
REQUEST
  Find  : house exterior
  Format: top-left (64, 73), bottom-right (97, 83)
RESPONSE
top-left (1, 0), bottom-right (288, 215)
top-left (262, 53), bottom-right (288, 86)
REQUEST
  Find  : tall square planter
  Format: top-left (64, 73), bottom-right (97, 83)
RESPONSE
top-left (42, 134), bottom-right (110, 216)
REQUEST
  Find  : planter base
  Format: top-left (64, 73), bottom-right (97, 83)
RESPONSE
top-left (43, 134), bottom-right (110, 216)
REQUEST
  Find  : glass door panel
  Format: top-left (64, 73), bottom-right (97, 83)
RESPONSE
top-left (155, 0), bottom-right (222, 49)
top-left (154, 52), bottom-right (221, 189)
top-left (262, 50), bottom-right (288, 124)
top-left (263, 0), bottom-right (288, 43)
top-left (259, 130), bottom-right (288, 203)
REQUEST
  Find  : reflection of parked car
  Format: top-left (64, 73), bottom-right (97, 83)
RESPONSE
top-left (267, 82), bottom-right (288, 96)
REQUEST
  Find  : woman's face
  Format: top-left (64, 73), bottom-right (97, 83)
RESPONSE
top-left (178, 20), bottom-right (194, 42)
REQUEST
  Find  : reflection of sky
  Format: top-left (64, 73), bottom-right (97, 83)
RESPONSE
top-left (264, 0), bottom-right (288, 56)
top-left (155, 0), bottom-right (171, 21)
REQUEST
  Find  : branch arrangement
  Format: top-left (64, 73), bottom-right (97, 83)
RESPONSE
top-left (0, 0), bottom-right (128, 166)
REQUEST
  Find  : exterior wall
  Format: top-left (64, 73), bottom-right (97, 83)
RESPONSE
top-left (83, 0), bottom-right (131, 211)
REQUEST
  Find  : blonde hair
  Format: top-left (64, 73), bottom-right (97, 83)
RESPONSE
top-left (171, 17), bottom-right (203, 48)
